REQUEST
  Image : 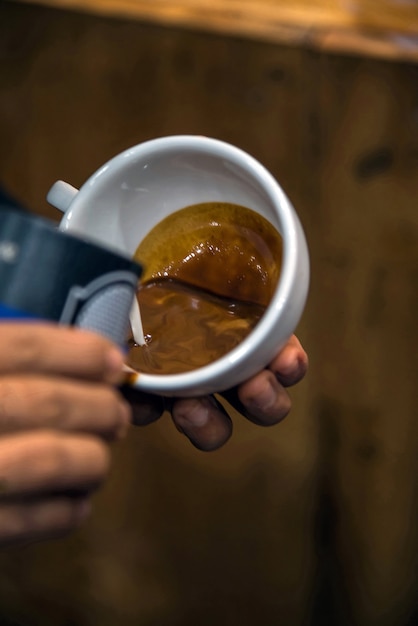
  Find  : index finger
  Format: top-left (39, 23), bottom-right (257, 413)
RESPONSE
top-left (0, 323), bottom-right (125, 384)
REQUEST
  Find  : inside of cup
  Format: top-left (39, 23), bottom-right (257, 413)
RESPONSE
top-left (62, 138), bottom-right (285, 257)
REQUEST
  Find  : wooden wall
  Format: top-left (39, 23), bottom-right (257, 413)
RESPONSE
top-left (14, 0), bottom-right (418, 62)
top-left (0, 2), bottom-right (417, 625)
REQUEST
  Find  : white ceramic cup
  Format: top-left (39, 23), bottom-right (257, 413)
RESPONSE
top-left (48, 135), bottom-right (309, 397)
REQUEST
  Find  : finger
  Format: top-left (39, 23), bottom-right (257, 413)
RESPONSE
top-left (119, 385), bottom-right (165, 426)
top-left (0, 496), bottom-right (91, 548)
top-left (0, 376), bottom-right (131, 440)
top-left (221, 370), bottom-right (291, 426)
top-left (268, 335), bottom-right (308, 387)
top-left (0, 432), bottom-right (110, 498)
top-left (171, 396), bottom-right (233, 451)
top-left (0, 323), bottom-right (125, 384)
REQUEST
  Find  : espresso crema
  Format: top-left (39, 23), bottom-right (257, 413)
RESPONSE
top-left (126, 202), bottom-right (282, 375)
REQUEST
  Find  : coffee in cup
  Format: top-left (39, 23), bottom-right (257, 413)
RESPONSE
top-left (126, 201), bottom-right (282, 375)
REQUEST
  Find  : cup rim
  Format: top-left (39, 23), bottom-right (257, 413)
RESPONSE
top-left (61, 135), bottom-right (303, 394)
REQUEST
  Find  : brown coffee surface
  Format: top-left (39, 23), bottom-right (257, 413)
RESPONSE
top-left (126, 278), bottom-right (265, 374)
top-left (127, 202), bottom-right (282, 375)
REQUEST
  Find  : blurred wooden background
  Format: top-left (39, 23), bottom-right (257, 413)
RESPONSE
top-left (0, 1), bottom-right (417, 625)
top-left (15, 0), bottom-right (418, 61)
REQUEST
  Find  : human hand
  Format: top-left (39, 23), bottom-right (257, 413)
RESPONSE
top-left (0, 323), bottom-right (130, 547)
top-left (123, 335), bottom-right (308, 451)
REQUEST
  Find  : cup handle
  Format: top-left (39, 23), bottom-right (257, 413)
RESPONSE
top-left (47, 180), bottom-right (79, 213)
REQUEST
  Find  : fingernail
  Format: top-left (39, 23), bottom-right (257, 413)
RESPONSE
top-left (278, 346), bottom-right (299, 376)
top-left (105, 348), bottom-right (125, 383)
top-left (250, 378), bottom-right (277, 411)
top-left (176, 399), bottom-right (210, 427)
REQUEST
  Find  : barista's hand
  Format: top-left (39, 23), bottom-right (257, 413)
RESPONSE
top-left (0, 324), bottom-right (130, 547)
top-left (125, 335), bottom-right (308, 451)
